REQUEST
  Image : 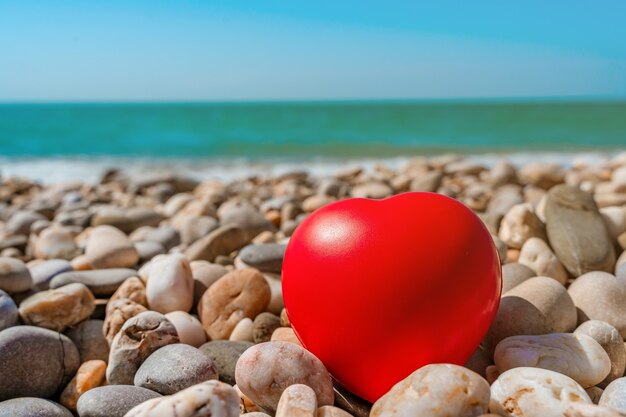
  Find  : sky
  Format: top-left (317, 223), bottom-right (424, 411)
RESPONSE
top-left (1, 1), bottom-right (626, 101)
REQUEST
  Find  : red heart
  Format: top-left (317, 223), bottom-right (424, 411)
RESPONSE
top-left (282, 192), bottom-right (501, 402)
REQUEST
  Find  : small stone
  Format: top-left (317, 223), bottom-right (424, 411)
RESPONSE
top-left (302, 195), bottom-right (336, 213)
top-left (0, 257), bottom-right (32, 293)
top-left (103, 298), bottom-right (148, 345)
top-left (164, 311), bottom-right (207, 347)
top-left (280, 308), bottom-right (290, 327)
top-left (5, 210), bottom-right (46, 236)
top-left (238, 244), bottom-right (286, 273)
top-left (92, 206), bottom-right (162, 234)
top-left (490, 367), bottom-right (591, 417)
top-left (0, 326), bottom-right (80, 400)
top-left (33, 226), bottom-right (80, 260)
top-left (230, 317), bottom-right (254, 342)
top-left (564, 402), bottom-right (625, 417)
top-left (410, 171), bottom-right (443, 193)
top-left (76, 385), bottom-right (162, 417)
top-left (110, 276), bottom-right (147, 307)
top-left (60, 359), bottom-right (106, 411)
top-left (65, 319), bottom-right (109, 363)
top-left (134, 226), bottom-right (180, 251)
top-left (190, 260), bottom-right (228, 308)
top-left (85, 225), bottom-right (139, 269)
top-left (50, 268), bottom-right (137, 297)
top-left (186, 224), bottom-right (251, 262)
top-left (106, 311), bottom-right (179, 385)
top-left (600, 206), bottom-right (626, 241)
top-left (568, 272), bottom-right (626, 338)
top-left (146, 253), bottom-right (194, 314)
top-left (276, 384), bottom-right (317, 417)
top-left (253, 312), bottom-right (282, 343)
top-left (518, 237), bottom-right (568, 284)
top-left (134, 240), bottom-right (165, 262)
top-left (545, 185), bottom-right (615, 277)
top-left (271, 327), bottom-right (302, 346)
top-left (370, 364), bottom-right (490, 417)
top-left (29, 259), bottom-right (72, 290)
top-left (19, 282), bottom-right (95, 332)
top-left (351, 182), bottom-right (393, 199)
top-left (180, 215), bottom-right (219, 246)
top-left (199, 340), bottom-right (254, 386)
top-left (218, 201), bottom-right (275, 240)
top-left (501, 263), bottom-right (536, 293)
top-left (575, 321), bottom-right (626, 388)
top-left (0, 289), bottom-right (18, 331)
top-left (235, 341), bottom-right (334, 413)
top-left (134, 343), bottom-right (218, 395)
top-left (0, 398), bottom-right (73, 417)
top-left (494, 333), bottom-right (611, 388)
top-left (264, 273), bottom-right (284, 315)
top-left (519, 162), bottom-right (564, 189)
top-left (498, 203), bottom-right (546, 249)
top-left (124, 380), bottom-right (239, 417)
top-left (316, 405), bottom-right (355, 417)
top-left (199, 268), bottom-right (270, 340)
top-left (599, 378), bottom-right (626, 412)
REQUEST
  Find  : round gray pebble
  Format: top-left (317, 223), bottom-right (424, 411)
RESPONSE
top-left (76, 385), bottom-right (161, 417)
top-left (0, 397), bottom-right (73, 417)
top-left (199, 340), bottom-right (253, 385)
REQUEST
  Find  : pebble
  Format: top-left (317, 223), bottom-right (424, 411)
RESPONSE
top-left (60, 359), bottom-right (107, 411)
top-left (218, 201), bottom-right (275, 240)
top-left (544, 185), bottom-right (615, 276)
top-left (18, 282), bottom-right (95, 332)
top-left (564, 402), bottom-right (626, 417)
top-left (599, 378), bottom-right (626, 413)
top-left (190, 260), bottom-right (228, 308)
top-left (501, 263), bottom-right (536, 293)
top-left (370, 364), bottom-right (490, 417)
top-left (85, 225), bottom-right (139, 269)
top-left (65, 319), bottom-right (109, 362)
top-left (575, 320), bottom-right (626, 388)
top-left (180, 215), bottom-right (219, 246)
top-left (134, 240), bottom-right (165, 262)
top-left (92, 206), bottom-right (162, 234)
top-left (253, 312), bottom-right (282, 343)
top-left (164, 311), bottom-right (207, 347)
top-left (490, 367), bottom-right (591, 417)
top-left (103, 298), bottom-right (148, 345)
top-left (199, 268), bottom-right (271, 340)
top-left (106, 311), bottom-right (179, 385)
top-left (50, 268), bottom-right (137, 297)
top-left (498, 203), bottom-right (547, 249)
top-left (518, 237), bottom-right (568, 285)
top-left (276, 384), bottom-right (317, 417)
top-left (124, 380), bottom-right (240, 417)
top-left (264, 273), bottom-right (284, 315)
top-left (76, 385), bottom-right (162, 417)
top-left (271, 327), bottom-right (302, 346)
top-left (133, 226), bottom-right (181, 251)
top-left (600, 206), bottom-right (626, 241)
top-left (230, 317), bottom-right (254, 342)
top-left (199, 340), bottom-right (254, 385)
top-left (485, 276), bottom-right (577, 351)
top-left (5, 210), bottom-right (46, 236)
top-left (238, 243), bottom-right (286, 273)
top-left (519, 162), bottom-right (564, 189)
top-left (0, 289), bottom-right (18, 331)
top-left (29, 258), bottom-right (72, 290)
top-left (568, 272), bottom-right (626, 338)
top-left (235, 341), bottom-right (334, 413)
top-left (350, 182), bottom-right (393, 199)
top-left (185, 224), bottom-right (251, 262)
top-left (586, 386), bottom-right (604, 404)
top-left (0, 398), bottom-right (73, 417)
top-left (134, 343), bottom-right (218, 395)
top-left (494, 333), bottom-right (611, 388)
top-left (0, 326), bottom-right (80, 400)
top-left (316, 405), bottom-right (355, 417)
top-left (0, 257), bottom-right (33, 293)
top-left (145, 253), bottom-right (194, 313)
top-left (110, 276), bottom-right (148, 306)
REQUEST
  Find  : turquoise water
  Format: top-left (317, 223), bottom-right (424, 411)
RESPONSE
top-left (0, 100), bottom-right (625, 158)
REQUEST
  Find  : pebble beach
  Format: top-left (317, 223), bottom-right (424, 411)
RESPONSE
top-left (0, 151), bottom-right (626, 417)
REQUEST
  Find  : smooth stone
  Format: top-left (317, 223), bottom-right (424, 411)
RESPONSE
top-left (145, 254), bottom-right (193, 314)
top-left (239, 244), bottom-right (286, 273)
top-left (109, 276), bottom-right (147, 307)
top-left (586, 386), bottom-right (604, 404)
top-left (134, 343), bottom-right (218, 395)
top-left (85, 225), bottom-right (139, 269)
top-left (545, 185), bottom-right (615, 277)
top-left (185, 224), bottom-right (251, 262)
top-left (76, 385), bottom-right (161, 417)
top-left (501, 263), bottom-right (536, 293)
top-left (5, 210), bottom-right (46, 236)
top-left (498, 203), bottom-right (547, 249)
top-left (600, 206), bottom-right (626, 241)
top-left (218, 201), bottom-right (275, 240)
top-left (271, 327), bottom-right (302, 346)
top-left (50, 268), bottom-right (137, 297)
top-left (124, 380), bottom-right (239, 417)
top-left (264, 273), bottom-right (284, 315)
top-left (0, 326), bottom-right (80, 400)
top-left (564, 403), bottom-right (625, 417)
top-left (351, 182), bottom-right (393, 199)
top-left (276, 384), bottom-right (317, 417)
top-left (33, 226), bottom-right (80, 260)
top-left (19, 282), bottom-right (95, 332)
top-left (317, 405), bottom-right (355, 417)
top-left (465, 345), bottom-right (493, 378)
top-left (0, 257), bottom-right (32, 293)
top-left (568, 272), bottom-right (626, 338)
top-left (91, 206), bottom-right (162, 234)
top-left (302, 195), bottom-right (336, 213)
top-left (199, 340), bottom-right (254, 386)
top-left (134, 226), bottom-right (180, 251)
top-left (0, 398), bottom-right (73, 417)
top-left (485, 276), bottom-right (577, 352)
top-left (235, 341), bottom-right (334, 413)
top-left (106, 311), bottom-right (179, 385)
top-left (0, 290), bottom-right (18, 331)
top-left (494, 333), bottom-right (611, 388)
top-left (253, 312), bottom-right (282, 343)
top-left (199, 268), bottom-right (270, 340)
top-left (230, 317), bottom-right (254, 342)
top-left (65, 319), bottom-right (109, 363)
top-left (190, 260), bottom-right (228, 309)
top-left (103, 298), bottom-right (148, 345)
top-left (134, 240), bottom-right (165, 262)
top-left (370, 364), bottom-right (490, 417)
top-left (164, 311), bottom-right (207, 347)
top-left (29, 259), bottom-right (72, 290)
top-left (575, 320), bottom-right (626, 388)
top-left (180, 215), bottom-right (219, 246)
top-left (487, 186), bottom-right (524, 218)
top-left (490, 367), bottom-right (591, 417)
top-left (518, 237), bottom-right (568, 285)
top-left (519, 162), bottom-right (565, 189)
top-left (599, 378), bottom-right (626, 412)
top-left (60, 359), bottom-right (107, 411)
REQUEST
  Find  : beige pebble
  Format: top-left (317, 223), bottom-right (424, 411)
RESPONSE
top-left (501, 263), bottom-right (536, 293)
top-left (276, 384), bottom-right (317, 417)
top-left (103, 298), bottom-right (148, 345)
top-left (600, 206), bottom-right (626, 241)
top-left (33, 226), bottom-right (79, 260)
top-left (60, 359), bottom-right (106, 411)
top-left (280, 308), bottom-right (290, 327)
top-left (85, 225), bottom-right (139, 269)
top-left (565, 402), bottom-right (624, 417)
top-left (146, 253), bottom-right (194, 314)
top-left (316, 405), bottom-right (354, 417)
top-left (585, 386), bottom-right (604, 404)
top-left (164, 311), bottom-right (207, 347)
top-left (575, 320), bottom-right (626, 388)
top-left (109, 276), bottom-right (147, 307)
top-left (498, 203), bottom-right (546, 249)
top-left (518, 237), bottom-right (568, 284)
top-left (230, 318), bottom-right (254, 342)
top-left (271, 327), bottom-right (302, 346)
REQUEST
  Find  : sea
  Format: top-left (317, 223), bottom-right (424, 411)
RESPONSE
top-left (0, 100), bottom-right (624, 184)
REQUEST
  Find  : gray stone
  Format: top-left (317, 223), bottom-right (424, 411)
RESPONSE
top-left (501, 262), bottom-right (536, 293)
top-left (134, 240), bottom-right (165, 263)
top-left (199, 340), bottom-right (253, 385)
top-left (0, 290), bottom-right (18, 331)
top-left (185, 224), bottom-right (251, 262)
top-left (5, 210), bottom-right (46, 236)
top-left (180, 216), bottom-right (219, 246)
top-left (50, 268), bottom-right (136, 297)
top-left (76, 385), bottom-right (161, 417)
top-left (29, 259), bottom-right (72, 290)
top-left (134, 344), bottom-right (218, 395)
top-left (0, 326), bottom-right (80, 400)
top-left (218, 201), bottom-right (274, 240)
top-left (65, 319), bottom-right (109, 363)
top-left (0, 398), bottom-right (73, 417)
top-left (0, 257), bottom-right (32, 294)
top-left (239, 244), bottom-right (286, 273)
top-left (134, 226), bottom-right (180, 251)
top-left (252, 312), bottom-right (282, 343)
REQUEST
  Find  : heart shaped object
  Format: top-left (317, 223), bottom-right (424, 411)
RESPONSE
top-left (282, 192), bottom-right (501, 402)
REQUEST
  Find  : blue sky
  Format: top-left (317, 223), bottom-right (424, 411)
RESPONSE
top-left (1, 1), bottom-right (625, 101)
